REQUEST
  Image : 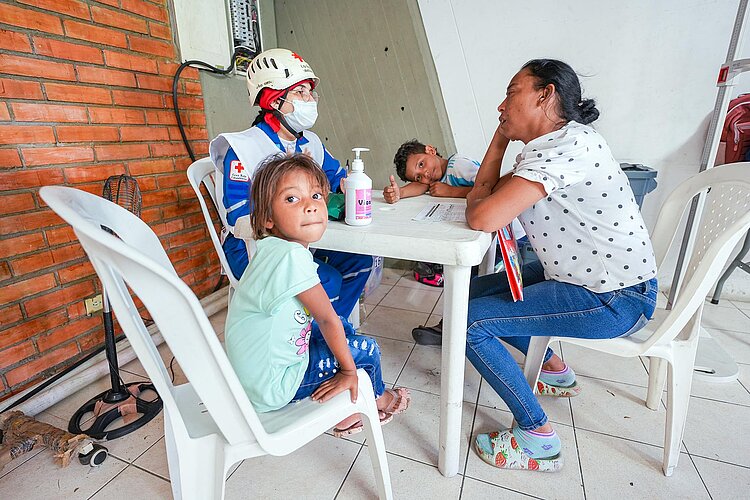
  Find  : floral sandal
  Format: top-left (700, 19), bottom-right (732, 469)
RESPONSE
top-left (474, 429), bottom-right (563, 472)
top-left (535, 380), bottom-right (582, 398)
top-left (380, 387), bottom-right (411, 416)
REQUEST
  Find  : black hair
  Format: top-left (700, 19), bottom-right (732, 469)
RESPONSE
top-left (522, 59), bottom-right (599, 125)
top-left (393, 139), bottom-right (441, 182)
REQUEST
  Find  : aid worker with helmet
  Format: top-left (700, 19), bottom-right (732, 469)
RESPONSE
top-left (209, 48), bottom-right (372, 319)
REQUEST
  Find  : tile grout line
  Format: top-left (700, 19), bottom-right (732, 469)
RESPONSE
top-left (332, 442), bottom-right (365, 499)
top-left (85, 458), bottom-right (131, 500)
top-left (686, 450), bottom-right (715, 500)
top-left (458, 378), bottom-right (482, 498)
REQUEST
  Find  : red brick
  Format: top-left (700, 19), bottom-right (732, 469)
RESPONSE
top-left (135, 73), bottom-right (172, 92)
top-left (127, 158), bottom-right (173, 176)
top-left (11, 102), bottom-right (88, 123)
top-left (1, 310), bottom-right (68, 350)
top-left (0, 29), bottom-right (32, 53)
top-left (112, 89), bottom-right (163, 108)
top-left (145, 109), bottom-right (178, 125)
top-left (152, 217), bottom-right (184, 236)
top-left (89, 107), bottom-right (145, 124)
top-left (10, 250), bottom-right (55, 275)
top-left (0, 342), bottom-right (36, 369)
top-left (0, 54), bottom-right (75, 81)
top-left (58, 260), bottom-right (94, 284)
top-left (63, 20), bottom-right (127, 48)
top-left (150, 142), bottom-right (188, 158)
top-left (0, 193), bottom-right (36, 215)
top-left (183, 80), bottom-right (202, 95)
top-left (0, 4), bottom-right (64, 35)
top-left (192, 142), bottom-right (208, 155)
top-left (22, 146), bottom-right (94, 167)
top-left (45, 226), bottom-right (74, 247)
top-left (64, 163), bottom-right (125, 183)
top-left (167, 227), bottom-right (204, 248)
top-left (78, 328), bottom-right (106, 352)
top-left (0, 261), bottom-right (11, 281)
top-left (94, 143), bottom-right (149, 161)
top-left (1, 211), bottom-right (62, 236)
top-left (0, 125), bottom-right (55, 145)
top-left (120, 125), bottom-right (169, 142)
top-left (158, 61), bottom-right (198, 79)
top-left (174, 254), bottom-right (209, 275)
top-left (45, 83), bottom-right (112, 105)
top-left (104, 50), bottom-right (157, 74)
top-left (96, 0), bottom-right (120, 6)
top-left (121, 0), bottom-right (168, 22)
top-left (6, 343), bottom-right (79, 387)
top-left (161, 200), bottom-right (197, 219)
top-left (133, 175), bottom-right (156, 191)
top-left (142, 188), bottom-right (177, 207)
top-left (128, 35), bottom-right (175, 58)
top-left (0, 233), bottom-right (45, 257)
top-left (0, 273), bottom-right (56, 304)
top-left (168, 126), bottom-right (207, 141)
top-left (0, 103), bottom-right (9, 121)
top-left (18, 0), bottom-right (91, 21)
top-left (77, 66), bottom-right (136, 87)
top-left (0, 78), bottom-right (44, 100)
top-left (91, 5), bottom-right (148, 34)
top-left (187, 112), bottom-right (206, 127)
top-left (24, 280), bottom-right (95, 317)
top-left (156, 172), bottom-right (188, 189)
top-left (34, 37), bottom-right (103, 65)
top-left (0, 305), bottom-right (24, 328)
top-left (170, 96), bottom-right (204, 110)
top-left (56, 125), bottom-right (119, 143)
top-left (37, 316), bottom-right (100, 352)
top-left (0, 168), bottom-right (64, 190)
top-left (50, 242), bottom-right (84, 264)
top-left (149, 22), bottom-right (171, 40)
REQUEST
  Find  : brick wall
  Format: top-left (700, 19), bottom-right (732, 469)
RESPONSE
top-left (0, 0), bottom-right (220, 398)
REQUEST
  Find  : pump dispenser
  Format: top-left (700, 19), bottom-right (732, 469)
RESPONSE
top-left (344, 147), bottom-right (372, 226)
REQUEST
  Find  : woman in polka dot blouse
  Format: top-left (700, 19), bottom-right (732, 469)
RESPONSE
top-left (464, 59), bottom-right (658, 472)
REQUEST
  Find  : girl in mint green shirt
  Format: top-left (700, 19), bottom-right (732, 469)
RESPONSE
top-left (225, 153), bottom-right (410, 436)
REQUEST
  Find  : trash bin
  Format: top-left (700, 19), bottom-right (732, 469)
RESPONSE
top-left (620, 163), bottom-right (658, 209)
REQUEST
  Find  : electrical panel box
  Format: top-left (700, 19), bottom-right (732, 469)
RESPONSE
top-left (228, 0), bottom-right (262, 72)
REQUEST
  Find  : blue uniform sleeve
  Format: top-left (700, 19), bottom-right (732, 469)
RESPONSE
top-left (321, 146), bottom-right (345, 193)
top-left (222, 147), bottom-right (251, 227)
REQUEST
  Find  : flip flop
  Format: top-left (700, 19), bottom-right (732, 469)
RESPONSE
top-left (474, 429), bottom-right (563, 472)
top-left (535, 380), bottom-right (581, 398)
top-left (379, 387), bottom-right (411, 416)
top-left (332, 411), bottom-right (393, 438)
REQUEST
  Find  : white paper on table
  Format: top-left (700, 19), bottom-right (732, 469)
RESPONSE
top-left (412, 202), bottom-right (466, 222)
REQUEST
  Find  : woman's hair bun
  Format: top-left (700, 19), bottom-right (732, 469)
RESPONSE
top-left (577, 98), bottom-right (599, 125)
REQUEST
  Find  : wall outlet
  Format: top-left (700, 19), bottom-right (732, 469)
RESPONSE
top-left (85, 294), bottom-right (104, 316)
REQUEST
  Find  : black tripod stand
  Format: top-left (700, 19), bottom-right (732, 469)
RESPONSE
top-left (68, 175), bottom-right (162, 440)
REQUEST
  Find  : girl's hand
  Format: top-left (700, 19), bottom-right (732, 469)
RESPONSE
top-left (311, 369), bottom-right (359, 403)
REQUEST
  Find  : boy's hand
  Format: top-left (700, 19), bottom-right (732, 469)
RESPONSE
top-left (428, 181), bottom-right (451, 197)
top-left (311, 369), bottom-right (359, 403)
top-left (383, 175), bottom-right (401, 204)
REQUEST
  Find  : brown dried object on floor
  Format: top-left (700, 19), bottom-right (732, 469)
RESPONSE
top-left (0, 411), bottom-right (93, 470)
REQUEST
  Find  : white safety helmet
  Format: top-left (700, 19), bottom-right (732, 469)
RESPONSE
top-left (246, 48), bottom-right (319, 107)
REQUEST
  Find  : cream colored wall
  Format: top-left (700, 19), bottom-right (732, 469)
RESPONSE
top-left (273, 0), bottom-right (454, 189)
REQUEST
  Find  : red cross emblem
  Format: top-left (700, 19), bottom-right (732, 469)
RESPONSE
top-left (291, 52), bottom-right (304, 62)
top-left (229, 160), bottom-right (249, 182)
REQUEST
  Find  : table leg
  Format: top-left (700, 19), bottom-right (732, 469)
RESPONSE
top-left (479, 234), bottom-right (496, 276)
top-left (438, 264), bottom-right (472, 477)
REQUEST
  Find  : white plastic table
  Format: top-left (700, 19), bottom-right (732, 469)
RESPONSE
top-left (234, 194), bottom-right (493, 477)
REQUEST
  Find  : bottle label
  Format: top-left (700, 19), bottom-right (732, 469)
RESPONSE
top-left (355, 188), bottom-right (372, 219)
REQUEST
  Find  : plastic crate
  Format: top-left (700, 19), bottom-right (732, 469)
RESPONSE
top-left (620, 163), bottom-right (658, 209)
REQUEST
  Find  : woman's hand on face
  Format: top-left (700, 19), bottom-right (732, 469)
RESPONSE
top-left (311, 369), bottom-right (359, 403)
top-left (383, 175), bottom-right (401, 204)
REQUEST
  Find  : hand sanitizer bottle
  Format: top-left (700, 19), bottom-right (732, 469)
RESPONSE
top-left (344, 147), bottom-right (372, 226)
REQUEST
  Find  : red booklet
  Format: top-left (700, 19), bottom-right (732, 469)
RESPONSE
top-left (498, 224), bottom-right (524, 301)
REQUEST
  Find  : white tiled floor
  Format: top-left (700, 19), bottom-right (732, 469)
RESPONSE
top-left (3, 267), bottom-right (750, 499)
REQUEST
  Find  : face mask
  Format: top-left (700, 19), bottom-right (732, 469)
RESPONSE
top-left (282, 99), bottom-right (318, 132)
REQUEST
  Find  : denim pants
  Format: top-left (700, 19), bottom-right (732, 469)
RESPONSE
top-left (292, 318), bottom-right (385, 401)
top-left (466, 260), bottom-right (657, 430)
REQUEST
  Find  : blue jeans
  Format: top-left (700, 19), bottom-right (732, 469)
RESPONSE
top-left (224, 234), bottom-right (373, 318)
top-left (292, 318), bottom-right (385, 401)
top-left (466, 260), bottom-right (657, 430)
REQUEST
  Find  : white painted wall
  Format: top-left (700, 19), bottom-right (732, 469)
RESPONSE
top-left (417, 0), bottom-right (750, 297)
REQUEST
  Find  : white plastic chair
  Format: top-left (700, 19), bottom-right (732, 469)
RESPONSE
top-left (39, 186), bottom-right (393, 500)
top-left (522, 162), bottom-right (750, 476)
top-left (187, 158), bottom-right (240, 302)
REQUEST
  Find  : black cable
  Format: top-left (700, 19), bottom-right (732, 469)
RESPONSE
top-left (172, 48), bottom-right (245, 161)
